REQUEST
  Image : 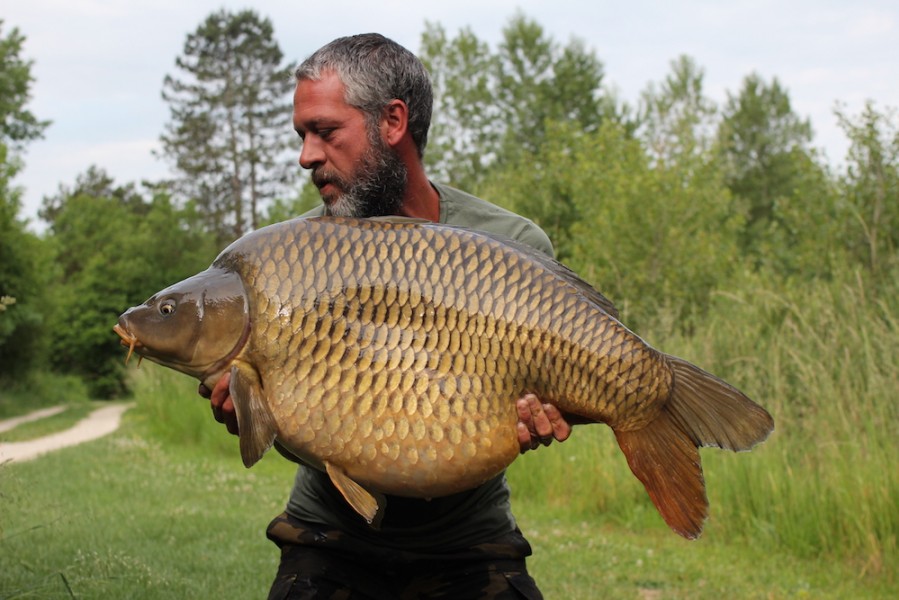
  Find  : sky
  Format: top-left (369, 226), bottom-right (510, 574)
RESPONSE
top-left (5, 0), bottom-right (898, 231)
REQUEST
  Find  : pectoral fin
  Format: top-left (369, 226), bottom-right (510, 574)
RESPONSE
top-left (325, 461), bottom-right (384, 526)
top-left (229, 362), bottom-right (277, 468)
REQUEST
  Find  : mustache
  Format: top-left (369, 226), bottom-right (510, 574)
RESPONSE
top-left (312, 169), bottom-right (340, 189)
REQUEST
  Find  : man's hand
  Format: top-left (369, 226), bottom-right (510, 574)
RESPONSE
top-left (198, 372), bottom-right (239, 436)
top-left (515, 394), bottom-right (572, 453)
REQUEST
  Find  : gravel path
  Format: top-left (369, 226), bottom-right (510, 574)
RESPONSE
top-left (0, 403), bottom-right (132, 463)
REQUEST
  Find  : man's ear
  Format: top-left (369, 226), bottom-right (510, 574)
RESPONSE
top-left (381, 99), bottom-right (409, 147)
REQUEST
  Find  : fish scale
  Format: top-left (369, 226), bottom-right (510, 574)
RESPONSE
top-left (115, 215), bottom-right (773, 539)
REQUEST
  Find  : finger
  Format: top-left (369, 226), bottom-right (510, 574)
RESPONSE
top-left (210, 372), bottom-right (232, 411)
top-left (516, 397), bottom-right (535, 432)
top-left (198, 383), bottom-right (212, 399)
top-left (542, 404), bottom-right (572, 443)
top-left (525, 394), bottom-right (554, 440)
top-left (517, 422), bottom-right (534, 454)
top-left (222, 396), bottom-right (239, 435)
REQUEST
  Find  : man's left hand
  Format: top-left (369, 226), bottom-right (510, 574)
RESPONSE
top-left (516, 394), bottom-right (572, 453)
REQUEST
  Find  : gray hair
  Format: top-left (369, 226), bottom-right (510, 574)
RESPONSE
top-left (295, 33), bottom-right (433, 158)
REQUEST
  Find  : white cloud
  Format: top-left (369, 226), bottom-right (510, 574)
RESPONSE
top-left (849, 13), bottom-right (895, 38)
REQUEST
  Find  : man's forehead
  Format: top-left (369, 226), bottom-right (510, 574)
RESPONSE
top-left (293, 78), bottom-right (366, 131)
top-left (296, 71), bottom-right (346, 100)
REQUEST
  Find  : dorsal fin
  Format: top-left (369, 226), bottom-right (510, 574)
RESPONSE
top-left (368, 216), bottom-right (431, 224)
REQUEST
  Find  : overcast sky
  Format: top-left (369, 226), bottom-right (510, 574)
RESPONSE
top-left (5, 0), bottom-right (898, 230)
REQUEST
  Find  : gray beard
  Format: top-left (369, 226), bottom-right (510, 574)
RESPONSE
top-left (319, 137), bottom-right (408, 219)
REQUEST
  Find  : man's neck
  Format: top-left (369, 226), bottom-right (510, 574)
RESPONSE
top-left (398, 168), bottom-right (440, 222)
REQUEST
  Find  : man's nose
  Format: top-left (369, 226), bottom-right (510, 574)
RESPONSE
top-left (299, 136), bottom-right (324, 169)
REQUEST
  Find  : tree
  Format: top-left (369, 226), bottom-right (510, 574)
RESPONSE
top-left (42, 168), bottom-right (217, 397)
top-left (836, 102), bottom-right (899, 278)
top-left (481, 119), bottom-right (743, 330)
top-left (0, 21), bottom-right (52, 378)
top-left (0, 143), bottom-right (53, 377)
top-left (494, 13), bottom-right (610, 160)
top-left (419, 14), bottom-right (616, 191)
top-left (420, 22), bottom-right (500, 191)
top-left (717, 74), bottom-right (817, 256)
top-left (160, 9), bottom-right (295, 244)
top-left (0, 21), bottom-right (49, 149)
top-left (638, 55), bottom-right (717, 166)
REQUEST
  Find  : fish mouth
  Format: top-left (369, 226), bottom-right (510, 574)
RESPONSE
top-left (113, 323), bottom-right (143, 365)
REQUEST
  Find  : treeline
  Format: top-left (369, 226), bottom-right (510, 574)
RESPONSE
top-left (1, 11), bottom-right (897, 399)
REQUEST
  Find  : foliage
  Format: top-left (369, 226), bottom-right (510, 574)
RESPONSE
top-left (0, 371), bottom-right (90, 418)
top-left (420, 14), bottom-right (617, 192)
top-left (420, 22), bottom-right (500, 191)
top-left (481, 118), bottom-right (742, 331)
top-left (836, 101), bottom-right (899, 279)
top-left (0, 22), bottom-right (51, 378)
top-left (0, 185), bottom-right (52, 376)
top-left (0, 20), bottom-right (50, 148)
top-left (39, 168), bottom-right (218, 398)
top-left (159, 8), bottom-right (295, 244)
top-left (716, 73), bottom-right (820, 261)
top-left (637, 55), bottom-right (717, 165)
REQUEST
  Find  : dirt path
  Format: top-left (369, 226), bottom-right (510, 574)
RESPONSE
top-left (0, 405), bottom-right (67, 433)
top-left (0, 403), bottom-right (132, 463)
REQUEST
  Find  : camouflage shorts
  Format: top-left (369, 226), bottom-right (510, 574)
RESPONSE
top-left (265, 512), bottom-right (544, 600)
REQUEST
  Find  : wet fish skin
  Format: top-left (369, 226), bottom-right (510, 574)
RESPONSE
top-left (115, 216), bottom-right (773, 539)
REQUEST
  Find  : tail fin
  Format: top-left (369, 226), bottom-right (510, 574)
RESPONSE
top-left (614, 356), bottom-right (774, 539)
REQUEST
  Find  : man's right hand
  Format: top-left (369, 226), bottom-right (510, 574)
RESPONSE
top-left (198, 372), bottom-right (239, 436)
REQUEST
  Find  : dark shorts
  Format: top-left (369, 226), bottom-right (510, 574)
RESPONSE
top-left (266, 512), bottom-right (544, 600)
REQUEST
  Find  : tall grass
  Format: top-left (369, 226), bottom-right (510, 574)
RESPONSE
top-left (125, 269), bottom-right (897, 582)
top-left (126, 363), bottom-right (241, 458)
top-left (509, 269), bottom-right (898, 580)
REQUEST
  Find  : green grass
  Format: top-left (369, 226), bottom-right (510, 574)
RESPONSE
top-left (0, 425), bottom-right (294, 599)
top-left (1, 417), bottom-right (893, 599)
top-left (2, 269), bottom-right (896, 598)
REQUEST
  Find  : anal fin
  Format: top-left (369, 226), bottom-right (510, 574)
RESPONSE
top-left (230, 363), bottom-right (277, 468)
top-left (614, 411), bottom-right (708, 539)
top-left (325, 461), bottom-right (384, 527)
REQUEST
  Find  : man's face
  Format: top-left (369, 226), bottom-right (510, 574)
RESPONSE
top-left (293, 72), bottom-right (406, 217)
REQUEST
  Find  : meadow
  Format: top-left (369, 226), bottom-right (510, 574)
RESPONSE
top-left (1, 266), bottom-right (896, 599)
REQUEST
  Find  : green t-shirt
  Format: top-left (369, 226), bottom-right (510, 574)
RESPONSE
top-left (284, 182), bottom-right (553, 551)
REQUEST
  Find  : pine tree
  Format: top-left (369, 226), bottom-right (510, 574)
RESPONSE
top-left (160, 9), bottom-right (294, 243)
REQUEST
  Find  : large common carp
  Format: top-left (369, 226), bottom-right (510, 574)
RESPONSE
top-left (114, 216), bottom-right (773, 539)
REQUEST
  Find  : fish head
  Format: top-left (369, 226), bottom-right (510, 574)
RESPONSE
top-left (114, 267), bottom-right (250, 387)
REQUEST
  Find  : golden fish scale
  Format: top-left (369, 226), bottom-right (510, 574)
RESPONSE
top-left (220, 218), bottom-right (672, 497)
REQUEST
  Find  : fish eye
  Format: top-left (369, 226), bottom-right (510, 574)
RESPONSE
top-left (159, 299), bottom-right (177, 316)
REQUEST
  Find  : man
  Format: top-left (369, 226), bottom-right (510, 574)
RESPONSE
top-left (202, 33), bottom-right (573, 599)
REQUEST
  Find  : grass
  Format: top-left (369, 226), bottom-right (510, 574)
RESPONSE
top-left (1, 417), bottom-right (893, 599)
top-left (0, 427), bottom-right (294, 599)
top-left (1, 268), bottom-right (896, 598)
